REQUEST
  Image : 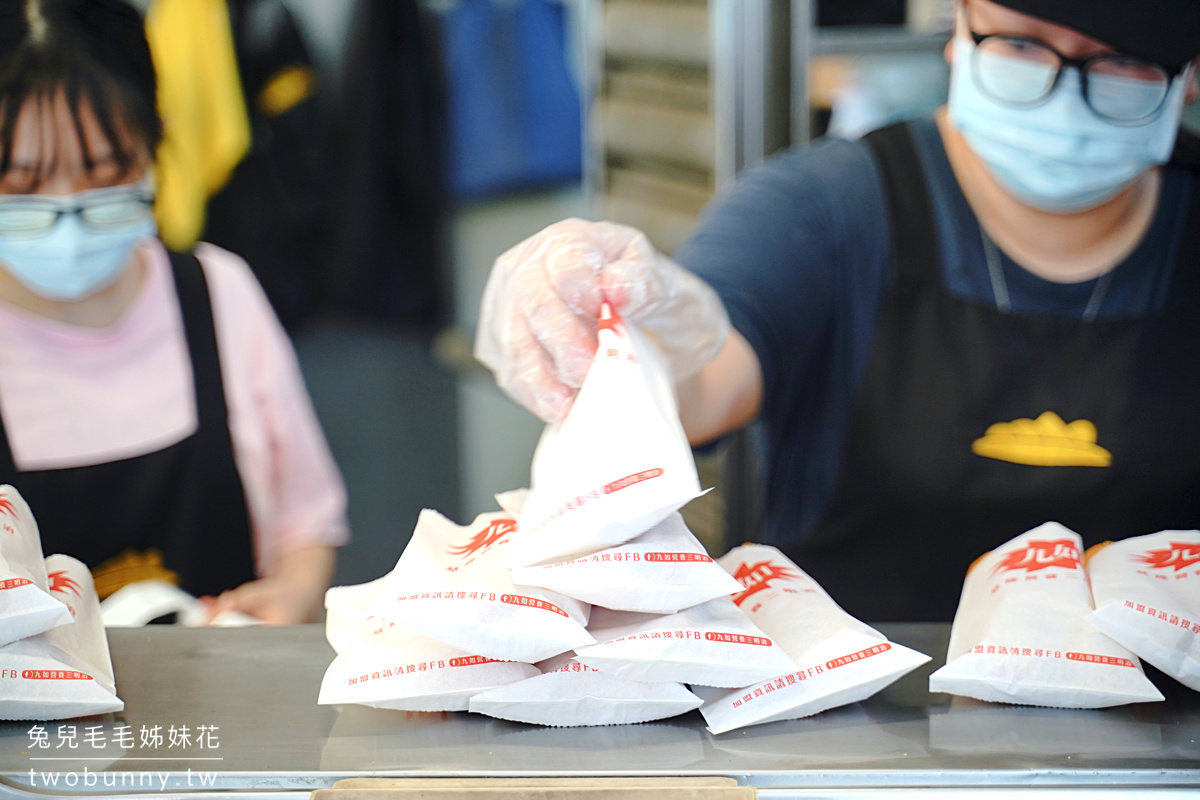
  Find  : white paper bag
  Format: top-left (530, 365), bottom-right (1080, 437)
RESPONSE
top-left (707, 704), bottom-right (927, 759)
top-left (0, 486), bottom-right (72, 647)
top-left (320, 575), bottom-right (539, 711)
top-left (100, 580), bottom-right (260, 627)
top-left (574, 597), bottom-right (799, 688)
top-left (318, 642), bottom-right (539, 712)
top-left (1086, 531), bottom-right (1200, 691)
top-left (506, 304), bottom-right (704, 568)
top-left (0, 554), bottom-right (124, 720)
top-left (695, 545), bottom-right (930, 734)
top-left (929, 522), bottom-right (1164, 708)
top-left (41, 555), bottom-right (117, 693)
top-left (325, 575), bottom-right (405, 654)
top-left (368, 509), bottom-right (593, 663)
top-left (511, 513), bottom-right (743, 614)
top-left (495, 488), bottom-right (530, 516)
top-left (467, 653), bottom-right (702, 727)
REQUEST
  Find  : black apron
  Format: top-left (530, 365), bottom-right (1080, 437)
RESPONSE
top-left (789, 122), bottom-right (1200, 622)
top-left (0, 250), bottom-right (257, 598)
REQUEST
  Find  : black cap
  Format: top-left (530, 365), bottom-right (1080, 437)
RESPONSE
top-left (992, 0), bottom-right (1200, 70)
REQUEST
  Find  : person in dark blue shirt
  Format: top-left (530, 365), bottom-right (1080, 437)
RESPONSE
top-left (475, 0), bottom-right (1200, 620)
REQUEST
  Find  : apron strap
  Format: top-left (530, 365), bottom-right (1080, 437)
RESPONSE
top-left (863, 122), bottom-right (941, 284)
top-left (1165, 165), bottom-right (1200, 315)
top-left (160, 247), bottom-right (258, 595)
top-left (167, 248), bottom-right (231, 436)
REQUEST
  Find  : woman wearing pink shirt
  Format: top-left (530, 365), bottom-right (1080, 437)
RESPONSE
top-left (0, 0), bottom-right (349, 623)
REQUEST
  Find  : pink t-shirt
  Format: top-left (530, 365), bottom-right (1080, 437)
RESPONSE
top-left (0, 239), bottom-right (350, 574)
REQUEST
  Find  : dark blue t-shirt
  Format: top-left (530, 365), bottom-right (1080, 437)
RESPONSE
top-left (674, 115), bottom-right (1194, 550)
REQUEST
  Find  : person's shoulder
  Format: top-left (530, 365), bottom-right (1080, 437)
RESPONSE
top-left (192, 242), bottom-right (260, 290)
top-left (190, 242), bottom-right (287, 343)
top-left (1170, 126), bottom-right (1200, 173)
top-left (192, 243), bottom-right (277, 312)
top-left (725, 134), bottom-right (885, 208)
top-left (679, 133), bottom-right (886, 264)
top-left (1160, 127), bottom-right (1200, 214)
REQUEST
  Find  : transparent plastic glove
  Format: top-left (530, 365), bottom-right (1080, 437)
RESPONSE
top-left (474, 218), bottom-right (731, 422)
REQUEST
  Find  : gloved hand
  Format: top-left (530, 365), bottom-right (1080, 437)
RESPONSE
top-left (475, 218), bottom-right (730, 422)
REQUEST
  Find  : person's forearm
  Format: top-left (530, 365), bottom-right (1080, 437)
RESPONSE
top-left (211, 543), bottom-right (337, 625)
top-left (676, 329), bottom-right (763, 447)
top-left (266, 544), bottom-right (336, 622)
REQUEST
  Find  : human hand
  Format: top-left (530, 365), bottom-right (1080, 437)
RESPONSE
top-left (205, 545), bottom-right (334, 625)
top-left (474, 218), bottom-right (730, 422)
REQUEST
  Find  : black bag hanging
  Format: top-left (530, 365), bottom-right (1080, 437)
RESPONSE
top-left (325, 0), bottom-right (452, 332)
top-left (203, 0), bottom-right (332, 329)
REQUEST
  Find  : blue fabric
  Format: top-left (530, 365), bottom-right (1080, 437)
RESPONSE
top-left (674, 115), bottom-right (1194, 550)
top-left (437, 0), bottom-right (582, 200)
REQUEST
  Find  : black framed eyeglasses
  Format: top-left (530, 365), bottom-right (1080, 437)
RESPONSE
top-left (967, 29), bottom-right (1182, 123)
top-left (0, 183), bottom-right (154, 240)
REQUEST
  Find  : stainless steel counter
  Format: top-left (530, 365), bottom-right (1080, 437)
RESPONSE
top-left (1, 624), bottom-right (1197, 799)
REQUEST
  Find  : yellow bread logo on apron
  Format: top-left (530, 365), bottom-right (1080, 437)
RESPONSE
top-left (92, 549), bottom-right (180, 600)
top-left (972, 411), bottom-right (1112, 467)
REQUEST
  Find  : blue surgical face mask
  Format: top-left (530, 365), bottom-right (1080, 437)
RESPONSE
top-left (948, 37), bottom-right (1190, 213)
top-left (0, 187), bottom-right (157, 302)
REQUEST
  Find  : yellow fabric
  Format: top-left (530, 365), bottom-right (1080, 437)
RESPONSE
top-left (146, 0), bottom-right (251, 250)
top-left (257, 65), bottom-right (315, 117)
top-left (971, 411), bottom-right (1113, 468)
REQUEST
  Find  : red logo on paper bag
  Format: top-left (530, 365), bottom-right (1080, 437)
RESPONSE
top-left (1066, 652), bottom-right (1136, 668)
top-left (47, 570), bottom-right (81, 597)
top-left (991, 539), bottom-right (1081, 574)
top-left (22, 670), bottom-right (92, 680)
top-left (596, 303), bottom-right (640, 362)
top-left (1132, 542), bottom-right (1200, 572)
top-left (0, 493), bottom-right (16, 520)
top-left (500, 594), bottom-right (568, 617)
top-left (449, 656), bottom-right (507, 667)
top-left (704, 632), bottom-right (772, 646)
top-left (597, 303), bottom-right (624, 335)
top-left (730, 559), bottom-right (801, 606)
top-left (603, 469), bottom-right (663, 494)
top-left (826, 643), bottom-right (892, 670)
top-left (644, 552), bottom-right (713, 563)
top-left (448, 518), bottom-right (517, 559)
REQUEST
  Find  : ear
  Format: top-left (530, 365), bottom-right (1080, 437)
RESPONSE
top-left (1186, 59), bottom-right (1199, 105)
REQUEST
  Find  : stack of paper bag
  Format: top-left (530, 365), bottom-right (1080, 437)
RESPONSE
top-left (322, 306), bottom-right (926, 729)
top-left (0, 486), bottom-right (123, 720)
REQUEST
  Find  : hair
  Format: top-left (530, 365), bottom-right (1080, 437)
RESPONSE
top-left (0, 0), bottom-right (162, 187)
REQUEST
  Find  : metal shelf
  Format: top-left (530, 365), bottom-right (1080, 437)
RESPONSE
top-left (815, 25), bottom-right (949, 56)
top-left (792, 0), bottom-right (951, 144)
